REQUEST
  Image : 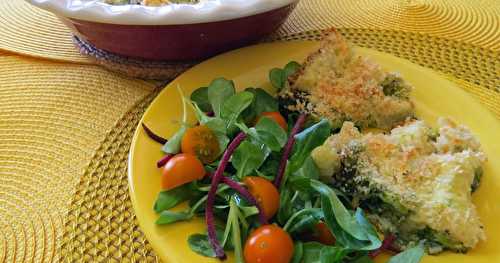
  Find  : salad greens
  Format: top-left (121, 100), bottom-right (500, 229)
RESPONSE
top-left (146, 63), bottom-right (427, 263)
top-left (153, 182), bottom-right (195, 213)
top-left (208, 77), bottom-right (235, 118)
top-left (231, 140), bottom-right (268, 179)
top-left (287, 119), bottom-right (331, 175)
top-left (270, 61), bottom-right (302, 90)
top-left (388, 244), bottom-right (425, 263)
top-left (245, 88), bottom-right (279, 118)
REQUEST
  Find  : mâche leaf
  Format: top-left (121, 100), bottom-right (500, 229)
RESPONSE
top-left (221, 91), bottom-right (254, 131)
top-left (388, 243), bottom-right (425, 263)
top-left (351, 256), bottom-right (374, 263)
top-left (277, 186), bottom-right (294, 225)
top-left (284, 208), bottom-right (323, 234)
top-left (153, 183), bottom-right (195, 213)
top-left (156, 210), bottom-right (192, 225)
top-left (204, 117), bottom-right (227, 134)
top-left (244, 87), bottom-right (279, 119)
top-left (284, 61), bottom-right (301, 77)
top-left (269, 61), bottom-right (301, 90)
top-left (319, 246), bottom-right (347, 263)
top-left (239, 116), bottom-right (289, 152)
top-left (288, 119), bottom-right (331, 173)
top-left (208, 78), bottom-right (235, 117)
top-left (291, 241), bottom-right (304, 263)
top-left (301, 242), bottom-right (324, 263)
top-left (292, 156), bottom-right (320, 181)
top-left (310, 180), bottom-right (381, 250)
top-left (188, 234), bottom-right (217, 258)
top-left (297, 242), bottom-right (349, 263)
top-left (255, 116), bottom-right (288, 150)
top-left (161, 126), bottom-right (187, 154)
top-left (231, 140), bottom-right (267, 178)
top-left (354, 209), bottom-right (383, 250)
top-left (190, 86), bottom-right (212, 112)
top-left (269, 68), bottom-right (287, 90)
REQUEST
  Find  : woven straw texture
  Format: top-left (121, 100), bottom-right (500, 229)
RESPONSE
top-left (0, 55), bottom-right (156, 263)
top-left (0, 0), bottom-right (498, 63)
top-left (0, 1), bottom-right (90, 63)
top-left (0, 0), bottom-right (499, 262)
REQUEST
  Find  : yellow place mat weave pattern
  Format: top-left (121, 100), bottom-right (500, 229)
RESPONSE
top-left (0, 55), bottom-right (156, 263)
top-left (0, 0), bottom-right (498, 64)
top-left (279, 0), bottom-right (500, 51)
top-left (60, 29), bottom-right (499, 263)
top-left (0, 0), bottom-right (90, 63)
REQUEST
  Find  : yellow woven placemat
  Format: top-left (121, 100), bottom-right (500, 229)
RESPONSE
top-left (278, 0), bottom-right (500, 51)
top-left (0, 54), bottom-right (157, 263)
top-left (58, 28), bottom-right (499, 263)
top-left (0, 0), bottom-right (90, 63)
top-left (0, 0), bottom-right (498, 63)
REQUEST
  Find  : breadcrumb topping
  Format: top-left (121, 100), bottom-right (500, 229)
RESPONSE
top-left (281, 29), bottom-right (414, 130)
top-left (313, 117), bottom-right (486, 250)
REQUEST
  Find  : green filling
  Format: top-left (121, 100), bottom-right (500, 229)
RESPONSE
top-left (380, 74), bottom-right (412, 99)
top-left (362, 201), bottom-right (468, 254)
top-left (393, 227), bottom-right (468, 254)
top-left (471, 167), bottom-right (483, 193)
top-left (329, 166), bottom-right (472, 254)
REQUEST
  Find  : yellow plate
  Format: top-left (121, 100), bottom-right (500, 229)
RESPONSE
top-left (128, 41), bottom-right (500, 263)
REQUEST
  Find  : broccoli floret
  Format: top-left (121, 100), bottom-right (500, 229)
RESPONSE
top-left (380, 74), bottom-right (412, 99)
top-left (471, 167), bottom-right (483, 193)
top-left (391, 227), bottom-right (468, 254)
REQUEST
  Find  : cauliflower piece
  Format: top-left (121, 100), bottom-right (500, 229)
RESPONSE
top-left (435, 117), bottom-right (482, 154)
top-left (311, 145), bottom-right (340, 180)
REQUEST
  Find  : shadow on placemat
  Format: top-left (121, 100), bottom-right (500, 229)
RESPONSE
top-left (60, 28), bottom-right (499, 263)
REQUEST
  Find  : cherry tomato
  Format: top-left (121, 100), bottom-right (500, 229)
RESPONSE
top-left (243, 176), bottom-right (280, 220)
top-left (312, 222), bottom-right (336, 245)
top-left (256, 112), bottom-right (288, 131)
top-left (244, 224), bottom-right (294, 263)
top-left (161, 153), bottom-right (205, 190)
top-left (181, 125), bottom-right (220, 164)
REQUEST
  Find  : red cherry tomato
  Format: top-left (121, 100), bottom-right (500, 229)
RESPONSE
top-left (243, 176), bottom-right (280, 220)
top-left (161, 153), bottom-right (205, 190)
top-left (312, 222), bottom-right (336, 245)
top-left (181, 125), bottom-right (220, 164)
top-left (244, 225), bottom-right (294, 263)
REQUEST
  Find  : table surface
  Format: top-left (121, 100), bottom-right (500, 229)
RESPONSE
top-left (0, 0), bottom-right (498, 262)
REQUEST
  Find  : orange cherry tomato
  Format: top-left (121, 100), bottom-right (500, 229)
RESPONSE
top-left (181, 125), bottom-right (220, 164)
top-left (243, 176), bottom-right (280, 220)
top-left (257, 111), bottom-right (288, 131)
top-left (312, 222), bottom-right (336, 245)
top-left (244, 224), bottom-right (294, 263)
top-left (161, 154), bottom-right (205, 190)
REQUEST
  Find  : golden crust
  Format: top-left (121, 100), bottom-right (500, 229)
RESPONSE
top-left (282, 29), bottom-right (414, 130)
top-left (318, 119), bottom-right (487, 249)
